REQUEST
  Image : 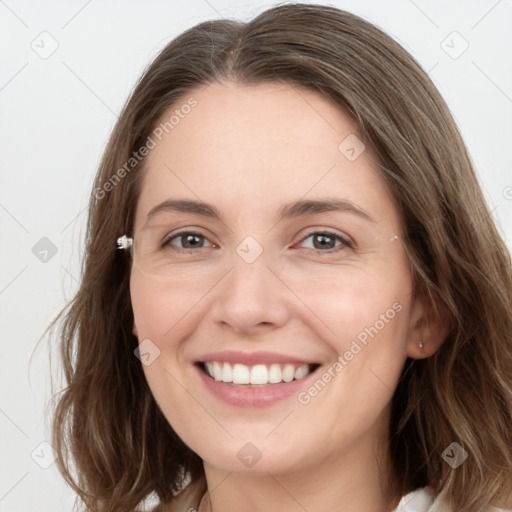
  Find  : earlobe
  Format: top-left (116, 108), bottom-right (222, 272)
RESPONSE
top-left (132, 321), bottom-right (138, 338)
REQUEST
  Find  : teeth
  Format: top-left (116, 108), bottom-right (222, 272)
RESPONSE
top-left (282, 364), bottom-right (295, 382)
top-left (221, 362), bottom-right (233, 383)
top-left (294, 365), bottom-right (309, 380)
top-left (250, 364), bottom-right (268, 385)
top-left (203, 362), bottom-right (313, 385)
top-left (204, 362), bottom-right (215, 379)
top-left (232, 363), bottom-right (250, 384)
top-left (268, 363), bottom-right (282, 383)
top-left (212, 362), bottom-right (222, 381)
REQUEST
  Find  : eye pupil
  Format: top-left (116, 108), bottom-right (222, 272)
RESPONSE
top-left (182, 234), bottom-right (202, 248)
top-left (314, 234), bottom-right (335, 249)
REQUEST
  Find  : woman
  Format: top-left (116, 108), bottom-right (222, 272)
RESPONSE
top-left (49, 3), bottom-right (512, 511)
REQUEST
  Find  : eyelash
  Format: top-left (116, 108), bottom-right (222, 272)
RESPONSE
top-left (162, 230), bottom-right (353, 255)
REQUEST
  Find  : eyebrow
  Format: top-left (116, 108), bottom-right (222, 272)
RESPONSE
top-left (146, 198), bottom-right (375, 224)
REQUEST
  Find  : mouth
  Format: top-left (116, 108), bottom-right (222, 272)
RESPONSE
top-left (197, 361), bottom-right (321, 386)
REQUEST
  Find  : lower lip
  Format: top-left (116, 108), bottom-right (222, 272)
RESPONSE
top-left (195, 364), bottom-right (319, 408)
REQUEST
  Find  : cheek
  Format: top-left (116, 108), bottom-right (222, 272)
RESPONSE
top-left (129, 271), bottom-right (214, 401)
top-left (130, 274), bottom-right (192, 401)
top-left (313, 273), bottom-right (411, 404)
top-left (130, 270), bottom-right (211, 341)
top-left (130, 275), bottom-right (199, 433)
top-left (288, 263), bottom-right (413, 414)
top-left (284, 262), bottom-right (411, 349)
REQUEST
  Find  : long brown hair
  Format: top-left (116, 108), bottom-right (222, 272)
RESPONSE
top-left (46, 3), bottom-right (512, 511)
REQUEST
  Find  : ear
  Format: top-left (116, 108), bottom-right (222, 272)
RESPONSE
top-left (406, 291), bottom-right (452, 359)
top-left (132, 321), bottom-right (138, 338)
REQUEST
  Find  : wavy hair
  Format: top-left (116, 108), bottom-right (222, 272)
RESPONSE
top-left (46, 3), bottom-right (512, 511)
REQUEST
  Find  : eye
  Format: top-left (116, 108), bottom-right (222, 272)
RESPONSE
top-left (296, 230), bottom-right (352, 253)
top-left (160, 229), bottom-right (352, 254)
top-left (162, 231), bottom-right (215, 252)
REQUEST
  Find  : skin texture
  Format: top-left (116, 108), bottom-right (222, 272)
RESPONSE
top-left (130, 81), bottom-right (447, 512)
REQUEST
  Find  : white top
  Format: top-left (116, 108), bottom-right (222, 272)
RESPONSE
top-left (394, 487), bottom-right (445, 511)
top-left (393, 487), bottom-right (510, 512)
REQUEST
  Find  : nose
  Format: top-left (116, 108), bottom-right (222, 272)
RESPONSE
top-left (208, 248), bottom-right (292, 337)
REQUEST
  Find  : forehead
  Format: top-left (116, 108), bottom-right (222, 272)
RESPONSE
top-left (133, 81), bottom-right (396, 231)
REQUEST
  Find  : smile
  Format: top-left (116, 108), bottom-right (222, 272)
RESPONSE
top-left (200, 361), bottom-right (319, 386)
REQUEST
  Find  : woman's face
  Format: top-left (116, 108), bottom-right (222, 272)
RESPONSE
top-left (130, 81), bottom-right (424, 476)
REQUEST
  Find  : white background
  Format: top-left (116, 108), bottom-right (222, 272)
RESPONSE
top-left (1, 1), bottom-right (511, 510)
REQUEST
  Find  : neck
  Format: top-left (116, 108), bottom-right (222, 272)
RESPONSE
top-left (199, 421), bottom-right (401, 512)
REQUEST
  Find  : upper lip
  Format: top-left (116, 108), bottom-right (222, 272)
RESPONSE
top-left (196, 350), bottom-right (319, 366)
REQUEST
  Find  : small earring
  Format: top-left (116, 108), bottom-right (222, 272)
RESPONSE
top-left (419, 340), bottom-right (424, 349)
